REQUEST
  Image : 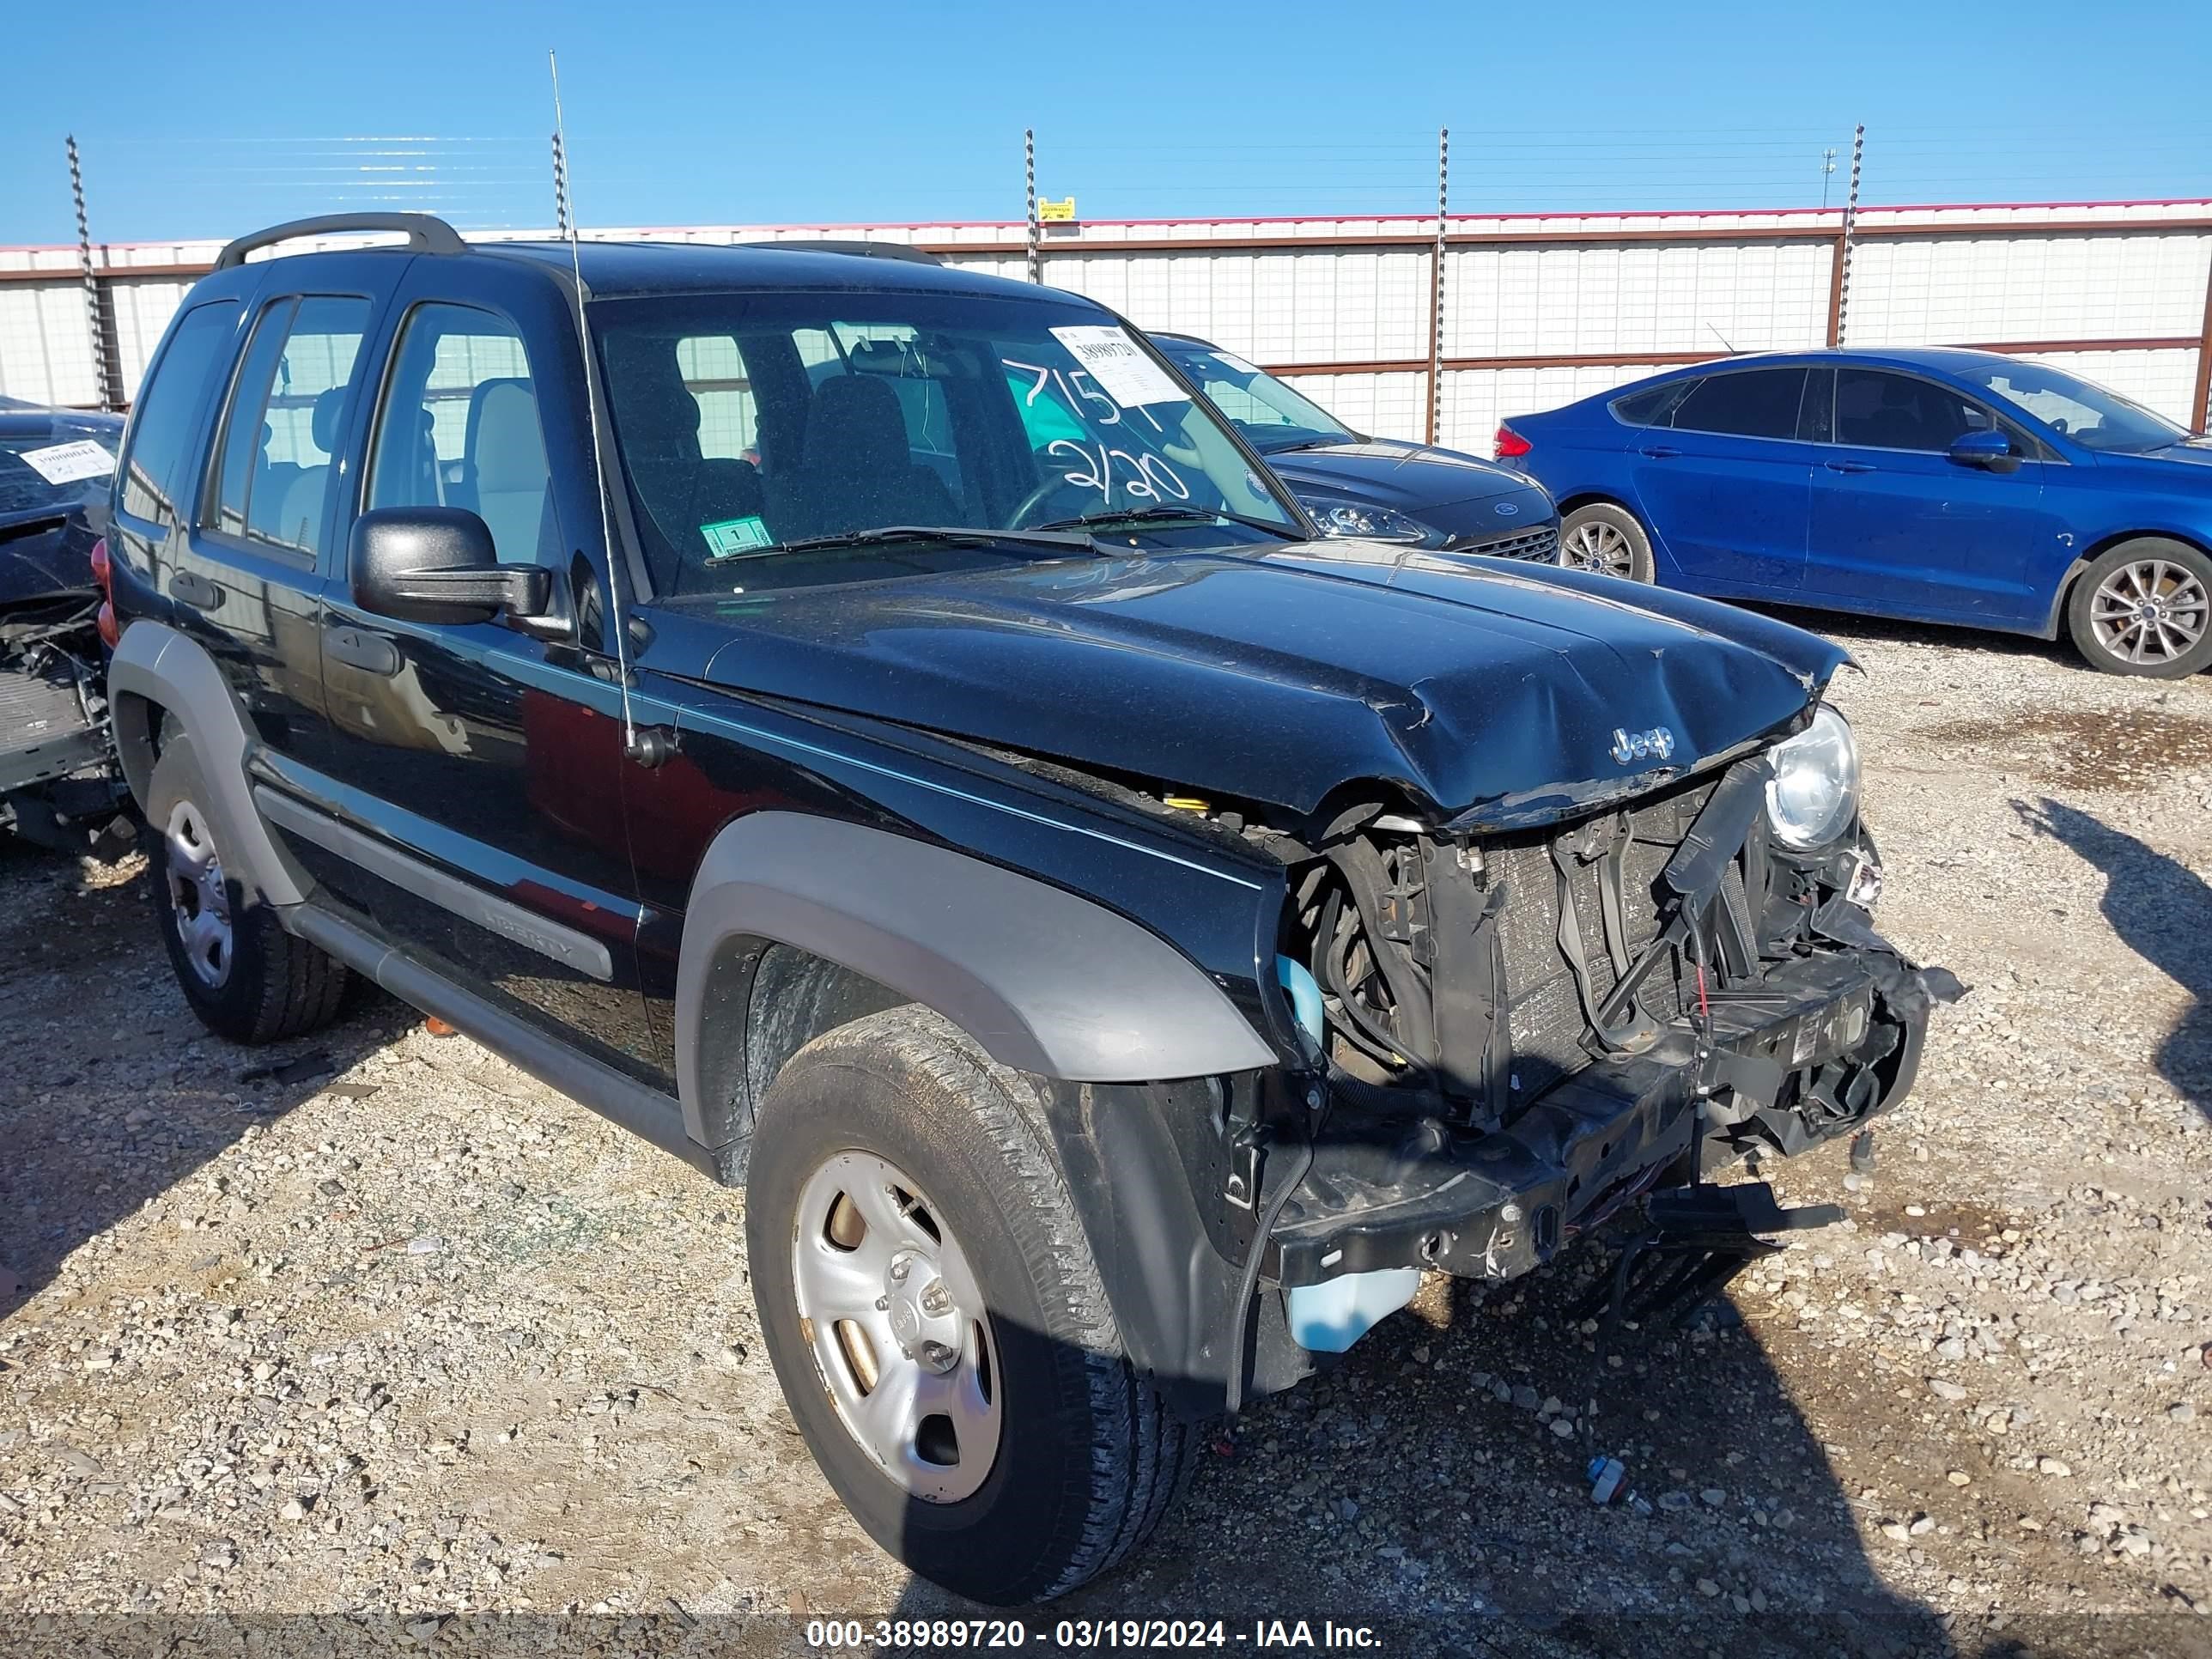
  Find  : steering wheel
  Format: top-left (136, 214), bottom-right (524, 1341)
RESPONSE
top-left (1007, 469), bottom-right (1111, 530)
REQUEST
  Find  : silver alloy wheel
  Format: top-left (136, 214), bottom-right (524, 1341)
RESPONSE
top-left (2087, 558), bottom-right (2209, 666)
top-left (791, 1151), bottom-right (1003, 1504)
top-left (1560, 517), bottom-right (1637, 578)
top-left (163, 799), bottom-right (234, 988)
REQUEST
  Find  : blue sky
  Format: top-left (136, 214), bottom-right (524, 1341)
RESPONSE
top-left (6, 0), bottom-right (2209, 244)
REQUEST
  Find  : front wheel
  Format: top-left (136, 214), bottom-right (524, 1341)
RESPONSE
top-left (1557, 501), bottom-right (1656, 583)
top-left (2065, 538), bottom-right (2212, 678)
top-left (745, 1006), bottom-right (1195, 1604)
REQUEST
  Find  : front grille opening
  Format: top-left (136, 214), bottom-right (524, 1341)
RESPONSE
top-left (1454, 525), bottom-right (1560, 562)
top-left (1286, 771), bottom-right (1735, 1125)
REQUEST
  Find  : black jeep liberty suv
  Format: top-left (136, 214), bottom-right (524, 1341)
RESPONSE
top-left (100, 213), bottom-right (1951, 1605)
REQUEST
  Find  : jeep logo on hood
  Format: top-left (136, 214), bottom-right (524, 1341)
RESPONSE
top-left (1610, 725), bottom-right (1676, 765)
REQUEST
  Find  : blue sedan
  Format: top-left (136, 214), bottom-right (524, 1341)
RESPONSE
top-left (1499, 349), bottom-right (2212, 677)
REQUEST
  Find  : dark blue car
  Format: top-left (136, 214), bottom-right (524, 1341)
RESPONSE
top-left (1148, 333), bottom-right (1558, 554)
top-left (1500, 349), bottom-right (2212, 678)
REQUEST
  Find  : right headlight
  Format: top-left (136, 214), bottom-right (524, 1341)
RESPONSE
top-left (1765, 704), bottom-right (1861, 851)
top-left (1294, 494), bottom-right (1445, 547)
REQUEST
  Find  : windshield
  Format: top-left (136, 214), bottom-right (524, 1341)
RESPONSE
top-left (1960, 360), bottom-right (2189, 454)
top-left (0, 419), bottom-right (118, 520)
top-left (592, 289), bottom-right (1303, 595)
top-left (1151, 338), bottom-right (1355, 453)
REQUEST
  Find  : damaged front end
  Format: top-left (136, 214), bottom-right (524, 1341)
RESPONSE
top-left (0, 592), bottom-right (127, 852)
top-left (1262, 709), bottom-right (1959, 1349)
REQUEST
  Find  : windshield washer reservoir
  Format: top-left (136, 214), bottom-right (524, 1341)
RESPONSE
top-left (1286, 1266), bottom-right (1422, 1353)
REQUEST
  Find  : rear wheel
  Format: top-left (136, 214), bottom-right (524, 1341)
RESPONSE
top-left (143, 726), bottom-right (349, 1043)
top-left (2065, 538), bottom-right (2212, 678)
top-left (745, 1006), bottom-right (1195, 1604)
top-left (1558, 501), bottom-right (1656, 583)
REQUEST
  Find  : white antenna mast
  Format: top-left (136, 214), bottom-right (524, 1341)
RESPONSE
top-left (549, 49), bottom-right (647, 760)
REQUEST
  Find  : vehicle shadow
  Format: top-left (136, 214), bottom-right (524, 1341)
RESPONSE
top-left (1735, 602), bottom-right (2080, 675)
top-left (0, 840), bottom-right (407, 1322)
top-left (2014, 796), bottom-right (2212, 1124)
top-left (872, 1234), bottom-right (1958, 1658)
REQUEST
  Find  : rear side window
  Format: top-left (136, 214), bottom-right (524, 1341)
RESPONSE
top-left (206, 295), bottom-right (372, 556)
top-left (367, 303), bottom-right (552, 566)
top-left (1609, 382), bottom-right (1688, 427)
top-left (118, 301), bottom-right (240, 528)
top-left (1668, 368), bottom-right (1809, 441)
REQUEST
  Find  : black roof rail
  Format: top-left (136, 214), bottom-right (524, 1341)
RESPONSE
top-left (213, 212), bottom-right (467, 271)
top-left (744, 239), bottom-right (943, 266)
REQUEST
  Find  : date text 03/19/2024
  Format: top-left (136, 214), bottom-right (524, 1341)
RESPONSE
top-left (803, 1618), bottom-right (1385, 1650)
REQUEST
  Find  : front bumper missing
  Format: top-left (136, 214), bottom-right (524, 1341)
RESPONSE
top-left (1270, 932), bottom-right (1948, 1288)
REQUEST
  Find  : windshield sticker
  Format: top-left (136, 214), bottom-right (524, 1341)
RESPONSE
top-left (18, 439), bottom-right (116, 486)
top-left (701, 515), bottom-right (775, 559)
top-left (1216, 351), bottom-right (1261, 376)
top-left (1048, 326), bottom-right (1188, 409)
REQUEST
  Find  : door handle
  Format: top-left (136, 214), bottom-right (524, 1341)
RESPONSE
top-left (170, 570), bottom-right (222, 608)
top-left (1823, 459), bottom-right (1876, 475)
top-left (325, 624), bottom-right (404, 678)
top-left (1638, 445), bottom-right (1682, 459)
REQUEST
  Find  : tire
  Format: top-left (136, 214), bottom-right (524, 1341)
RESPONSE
top-left (2065, 538), bottom-right (2212, 678)
top-left (745, 1006), bottom-right (1195, 1605)
top-left (143, 726), bottom-right (349, 1044)
top-left (1558, 501), bottom-right (1656, 583)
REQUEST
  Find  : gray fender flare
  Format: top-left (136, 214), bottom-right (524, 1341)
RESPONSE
top-left (107, 619), bottom-right (313, 908)
top-left (673, 811), bottom-right (1277, 1146)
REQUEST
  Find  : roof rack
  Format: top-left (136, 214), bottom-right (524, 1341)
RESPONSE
top-left (744, 239), bottom-right (943, 266)
top-left (213, 212), bottom-right (467, 272)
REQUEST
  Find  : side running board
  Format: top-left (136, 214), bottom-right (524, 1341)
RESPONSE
top-left (284, 902), bottom-right (727, 1183)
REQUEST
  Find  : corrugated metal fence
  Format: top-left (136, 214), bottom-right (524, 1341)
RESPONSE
top-left (5, 198), bottom-right (2209, 453)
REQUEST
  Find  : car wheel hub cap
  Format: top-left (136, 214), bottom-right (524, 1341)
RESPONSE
top-left (791, 1152), bottom-right (1002, 1504)
top-left (163, 799), bottom-right (234, 989)
top-left (1562, 520), bottom-right (1634, 577)
top-left (2091, 559), bottom-right (2207, 664)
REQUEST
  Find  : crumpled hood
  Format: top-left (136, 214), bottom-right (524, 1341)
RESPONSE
top-left (691, 543), bottom-right (1849, 826)
top-left (1266, 439), bottom-right (1536, 514)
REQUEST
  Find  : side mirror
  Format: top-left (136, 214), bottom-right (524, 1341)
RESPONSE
top-left (349, 507), bottom-right (552, 627)
top-left (1948, 428), bottom-right (2016, 471)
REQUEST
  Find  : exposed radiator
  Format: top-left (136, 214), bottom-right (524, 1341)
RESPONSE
top-left (1486, 775), bottom-right (1718, 1103)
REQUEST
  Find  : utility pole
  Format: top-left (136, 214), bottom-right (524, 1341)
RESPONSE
top-left (1024, 128), bottom-right (1040, 284)
top-left (551, 130), bottom-right (571, 237)
top-left (1836, 125), bottom-right (1865, 346)
top-left (1821, 147), bottom-right (1838, 210)
top-left (1427, 127), bottom-right (1448, 446)
top-left (67, 137), bottom-right (117, 413)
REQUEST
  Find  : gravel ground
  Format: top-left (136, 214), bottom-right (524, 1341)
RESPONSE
top-left (3, 618), bottom-right (2209, 1659)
